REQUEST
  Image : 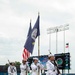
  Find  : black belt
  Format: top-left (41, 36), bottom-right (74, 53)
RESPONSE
top-left (53, 70), bottom-right (55, 72)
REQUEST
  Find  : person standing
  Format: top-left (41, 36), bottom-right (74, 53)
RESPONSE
top-left (8, 62), bottom-right (17, 75)
top-left (31, 57), bottom-right (44, 75)
top-left (20, 59), bottom-right (30, 75)
top-left (46, 54), bottom-right (61, 75)
top-left (12, 62), bottom-right (17, 75)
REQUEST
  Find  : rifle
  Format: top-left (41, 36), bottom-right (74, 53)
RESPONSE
top-left (7, 59), bottom-right (13, 66)
top-left (54, 60), bottom-right (61, 74)
top-left (26, 64), bottom-right (28, 75)
top-left (26, 62), bottom-right (29, 75)
top-left (8, 59), bottom-right (10, 65)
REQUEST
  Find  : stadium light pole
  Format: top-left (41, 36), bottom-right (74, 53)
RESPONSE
top-left (47, 27), bottom-right (56, 53)
top-left (47, 26), bottom-right (58, 53)
top-left (56, 28), bottom-right (58, 53)
top-left (47, 24), bottom-right (69, 54)
top-left (49, 33), bottom-right (51, 53)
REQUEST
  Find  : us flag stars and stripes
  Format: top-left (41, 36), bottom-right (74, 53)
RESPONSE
top-left (22, 49), bottom-right (30, 60)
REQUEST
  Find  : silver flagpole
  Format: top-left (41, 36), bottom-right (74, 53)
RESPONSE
top-left (38, 12), bottom-right (40, 56)
top-left (38, 12), bottom-right (40, 75)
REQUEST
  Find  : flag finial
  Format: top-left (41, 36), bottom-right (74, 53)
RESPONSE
top-left (38, 12), bottom-right (40, 16)
top-left (30, 19), bottom-right (32, 22)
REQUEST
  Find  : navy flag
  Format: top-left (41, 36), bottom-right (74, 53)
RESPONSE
top-left (24, 15), bottom-right (40, 54)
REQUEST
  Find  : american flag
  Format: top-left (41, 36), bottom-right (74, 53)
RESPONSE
top-left (22, 21), bottom-right (31, 60)
top-left (22, 49), bottom-right (30, 60)
top-left (66, 43), bottom-right (69, 48)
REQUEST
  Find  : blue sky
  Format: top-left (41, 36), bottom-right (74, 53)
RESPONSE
top-left (0, 0), bottom-right (75, 73)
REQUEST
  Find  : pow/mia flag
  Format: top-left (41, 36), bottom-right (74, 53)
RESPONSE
top-left (24, 15), bottom-right (40, 54)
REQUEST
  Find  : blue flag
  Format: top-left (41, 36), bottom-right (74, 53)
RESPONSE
top-left (32, 15), bottom-right (40, 37)
top-left (24, 15), bottom-right (40, 54)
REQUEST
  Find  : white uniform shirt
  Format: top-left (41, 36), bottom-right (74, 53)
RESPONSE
top-left (46, 60), bottom-right (57, 75)
top-left (31, 62), bottom-right (44, 75)
top-left (31, 63), bottom-right (38, 75)
top-left (20, 63), bottom-right (30, 75)
top-left (8, 65), bottom-right (17, 75)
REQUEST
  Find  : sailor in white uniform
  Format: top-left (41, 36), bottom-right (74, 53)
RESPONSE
top-left (31, 58), bottom-right (44, 75)
top-left (46, 54), bottom-right (61, 75)
top-left (8, 62), bottom-right (17, 75)
top-left (20, 59), bottom-right (30, 75)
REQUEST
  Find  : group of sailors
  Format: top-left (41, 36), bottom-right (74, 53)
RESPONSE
top-left (8, 54), bottom-right (61, 75)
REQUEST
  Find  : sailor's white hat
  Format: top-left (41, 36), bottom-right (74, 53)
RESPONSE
top-left (33, 57), bottom-right (38, 60)
top-left (48, 54), bottom-right (54, 57)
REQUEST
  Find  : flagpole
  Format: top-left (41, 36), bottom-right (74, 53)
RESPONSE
top-left (56, 28), bottom-right (58, 54)
top-left (49, 33), bottom-right (51, 53)
top-left (38, 12), bottom-right (40, 75)
top-left (38, 36), bottom-right (40, 56)
top-left (63, 26), bottom-right (66, 74)
top-left (38, 36), bottom-right (40, 75)
top-left (68, 43), bottom-right (69, 52)
top-left (38, 12), bottom-right (40, 56)
top-left (64, 27), bottom-right (65, 53)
